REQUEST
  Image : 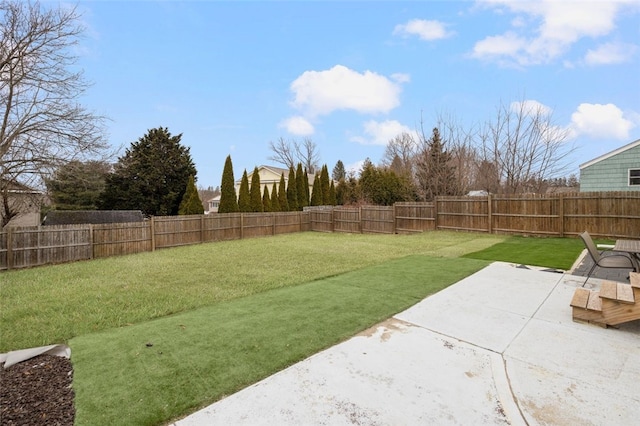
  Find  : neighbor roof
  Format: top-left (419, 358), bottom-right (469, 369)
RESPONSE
top-left (579, 139), bottom-right (640, 170)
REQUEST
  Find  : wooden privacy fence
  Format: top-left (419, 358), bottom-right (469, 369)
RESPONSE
top-left (1, 192), bottom-right (638, 270)
top-left (1, 212), bottom-right (310, 271)
top-left (308, 191), bottom-right (640, 238)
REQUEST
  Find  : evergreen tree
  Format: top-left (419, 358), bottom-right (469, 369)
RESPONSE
top-left (360, 159), bottom-right (412, 205)
top-left (249, 167), bottom-right (263, 212)
top-left (337, 173), bottom-right (362, 205)
top-left (179, 175), bottom-right (204, 214)
top-left (296, 163), bottom-right (308, 210)
top-left (304, 169), bottom-right (311, 206)
top-left (278, 173), bottom-right (289, 211)
top-left (46, 160), bottom-right (110, 210)
top-left (270, 182), bottom-right (280, 212)
top-left (238, 170), bottom-right (251, 212)
top-left (335, 179), bottom-right (344, 205)
top-left (359, 159), bottom-right (377, 204)
top-left (286, 166), bottom-right (298, 211)
top-left (320, 164), bottom-right (330, 204)
top-left (332, 160), bottom-right (346, 182)
top-left (262, 185), bottom-right (272, 212)
top-left (310, 175), bottom-right (322, 206)
top-left (99, 127), bottom-right (196, 216)
top-left (328, 180), bottom-right (337, 205)
top-left (218, 155), bottom-right (239, 213)
top-left (416, 127), bottom-right (458, 201)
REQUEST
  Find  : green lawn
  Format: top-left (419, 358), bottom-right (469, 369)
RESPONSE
top-left (71, 255), bottom-right (488, 425)
top-left (1, 230), bottom-right (581, 425)
top-left (0, 231), bottom-right (504, 352)
top-left (463, 234), bottom-right (586, 270)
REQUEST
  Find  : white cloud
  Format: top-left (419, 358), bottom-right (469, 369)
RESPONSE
top-left (350, 120), bottom-right (414, 146)
top-left (289, 65), bottom-right (404, 117)
top-left (393, 19), bottom-right (453, 41)
top-left (570, 103), bottom-right (635, 139)
top-left (279, 116), bottom-right (315, 136)
top-left (585, 42), bottom-right (637, 65)
top-left (472, 32), bottom-right (527, 62)
top-left (472, 0), bottom-right (632, 66)
top-left (510, 99), bottom-right (553, 116)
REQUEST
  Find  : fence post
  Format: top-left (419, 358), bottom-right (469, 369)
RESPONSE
top-left (150, 217), bottom-right (156, 251)
top-left (331, 207), bottom-right (335, 232)
top-left (434, 198), bottom-right (439, 230)
top-left (558, 194), bottom-right (564, 237)
top-left (272, 213), bottom-right (276, 235)
top-left (89, 224), bottom-right (94, 259)
top-left (392, 204), bottom-right (397, 234)
top-left (487, 195), bottom-right (492, 234)
top-left (240, 213), bottom-right (244, 239)
top-left (7, 227), bottom-right (13, 270)
top-left (37, 226), bottom-right (42, 266)
top-left (200, 215), bottom-right (205, 243)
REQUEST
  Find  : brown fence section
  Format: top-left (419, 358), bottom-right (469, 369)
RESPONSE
top-left (437, 197), bottom-right (489, 233)
top-left (395, 203), bottom-right (435, 233)
top-left (93, 222), bottom-right (152, 258)
top-left (0, 212), bottom-right (310, 271)
top-left (0, 225), bottom-right (91, 269)
top-left (308, 191), bottom-right (640, 239)
top-left (562, 192), bottom-right (640, 238)
top-left (334, 208), bottom-right (361, 233)
top-left (2, 192), bottom-right (638, 271)
top-left (361, 206), bottom-right (394, 234)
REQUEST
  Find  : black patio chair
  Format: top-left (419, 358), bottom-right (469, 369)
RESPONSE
top-left (579, 231), bottom-right (635, 286)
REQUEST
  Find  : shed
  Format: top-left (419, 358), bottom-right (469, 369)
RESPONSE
top-left (42, 210), bottom-right (145, 226)
top-left (579, 139), bottom-right (640, 192)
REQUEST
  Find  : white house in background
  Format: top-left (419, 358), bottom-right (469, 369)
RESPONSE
top-left (234, 165), bottom-right (315, 196)
top-left (579, 139), bottom-right (640, 192)
top-left (206, 195), bottom-right (220, 214)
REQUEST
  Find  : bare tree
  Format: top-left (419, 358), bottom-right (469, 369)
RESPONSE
top-left (1, 0), bottom-right (108, 226)
top-left (436, 113), bottom-right (478, 195)
top-left (268, 137), bottom-right (320, 174)
top-left (295, 137), bottom-right (320, 174)
top-left (267, 137), bottom-right (296, 170)
top-left (380, 132), bottom-right (417, 177)
top-left (478, 99), bottom-right (573, 194)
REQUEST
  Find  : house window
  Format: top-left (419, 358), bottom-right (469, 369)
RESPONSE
top-left (630, 169), bottom-right (640, 186)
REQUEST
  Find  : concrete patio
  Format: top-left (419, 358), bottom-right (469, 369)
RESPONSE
top-left (172, 260), bottom-right (640, 425)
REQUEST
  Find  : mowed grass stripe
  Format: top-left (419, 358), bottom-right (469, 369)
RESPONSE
top-left (462, 235), bottom-right (585, 270)
top-left (1, 231), bottom-right (504, 352)
top-left (70, 255), bottom-right (489, 426)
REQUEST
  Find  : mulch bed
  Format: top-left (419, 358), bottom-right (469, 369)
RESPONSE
top-left (0, 355), bottom-right (74, 425)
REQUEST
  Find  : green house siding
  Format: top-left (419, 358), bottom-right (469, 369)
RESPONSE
top-left (580, 144), bottom-right (640, 192)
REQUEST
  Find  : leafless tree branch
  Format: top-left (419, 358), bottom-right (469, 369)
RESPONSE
top-left (1, 0), bottom-right (109, 226)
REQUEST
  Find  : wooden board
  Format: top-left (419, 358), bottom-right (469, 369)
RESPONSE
top-left (600, 298), bottom-right (640, 326)
top-left (599, 280), bottom-right (617, 300)
top-left (570, 288), bottom-right (590, 309)
top-left (617, 283), bottom-right (635, 304)
top-left (586, 291), bottom-right (602, 311)
top-left (630, 272), bottom-right (640, 288)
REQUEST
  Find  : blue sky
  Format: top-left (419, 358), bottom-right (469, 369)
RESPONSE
top-left (74, 0), bottom-right (640, 188)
